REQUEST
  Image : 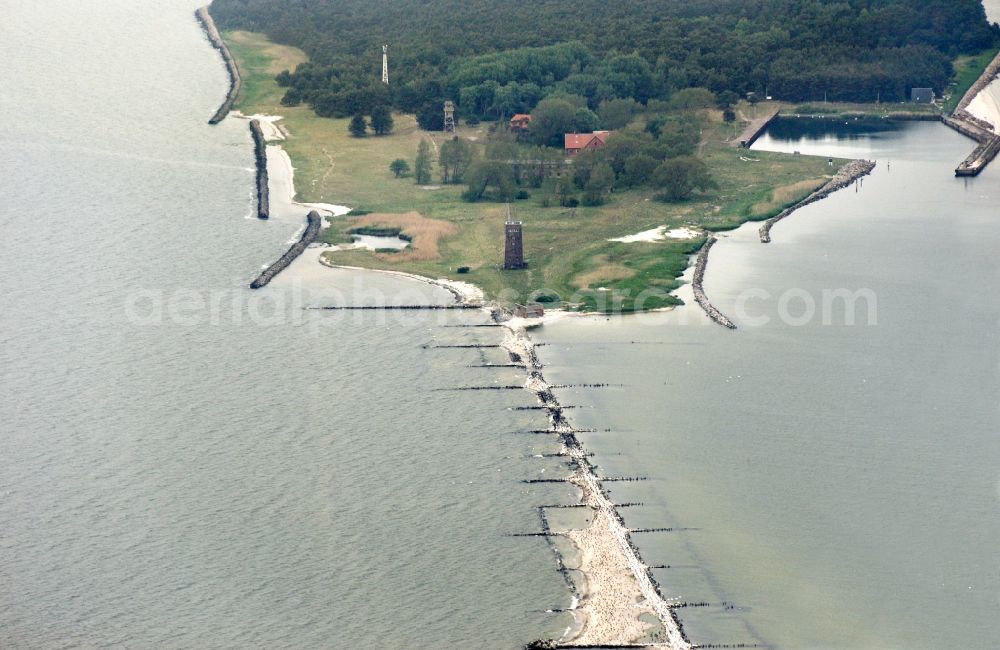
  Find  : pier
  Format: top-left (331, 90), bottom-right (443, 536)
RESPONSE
top-left (955, 136), bottom-right (1000, 177)
top-left (734, 106), bottom-right (780, 148)
top-left (941, 114), bottom-right (1000, 177)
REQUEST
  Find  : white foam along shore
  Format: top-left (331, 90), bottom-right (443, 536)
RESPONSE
top-left (500, 319), bottom-right (692, 649)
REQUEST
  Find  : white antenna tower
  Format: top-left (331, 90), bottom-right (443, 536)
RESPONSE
top-left (382, 45), bottom-right (389, 85)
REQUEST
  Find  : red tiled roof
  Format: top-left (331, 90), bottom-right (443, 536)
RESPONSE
top-left (564, 131), bottom-right (613, 150)
top-left (511, 114), bottom-right (532, 121)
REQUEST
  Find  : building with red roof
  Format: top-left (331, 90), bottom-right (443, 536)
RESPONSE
top-left (510, 114), bottom-right (532, 131)
top-left (565, 131), bottom-right (612, 155)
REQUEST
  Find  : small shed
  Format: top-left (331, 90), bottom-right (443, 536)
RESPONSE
top-left (911, 88), bottom-right (934, 104)
top-left (514, 303), bottom-right (545, 318)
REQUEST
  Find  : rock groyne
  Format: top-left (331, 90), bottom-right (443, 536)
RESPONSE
top-left (691, 237), bottom-right (736, 330)
top-left (249, 211), bottom-right (322, 289)
top-left (250, 119), bottom-right (270, 219)
top-left (759, 159), bottom-right (876, 243)
top-left (195, 6), bottom-right (242, 125)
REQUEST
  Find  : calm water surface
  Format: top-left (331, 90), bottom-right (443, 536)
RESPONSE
top-left (0, 1), bottom-right (569, 647)
top-left (538, 120), bottom-right (1000, 648)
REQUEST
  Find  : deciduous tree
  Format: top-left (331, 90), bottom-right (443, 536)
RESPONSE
top-left (439, 137), bottom-right (474, 183)
top-left (653, 156), bottom-right (716, 201)
top-left (389, 158), bottom-right (410, 178)
top-left (414, 140), bottom-right (433, 184)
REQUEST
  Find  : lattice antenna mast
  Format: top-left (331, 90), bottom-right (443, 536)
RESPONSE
top-left (443, 100), bottom-right (456, 133)
top-left (382, 45), bottom-right (389, 85)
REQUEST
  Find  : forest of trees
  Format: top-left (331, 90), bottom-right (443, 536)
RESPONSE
top-left (213, 0), bottom-right (998, 122)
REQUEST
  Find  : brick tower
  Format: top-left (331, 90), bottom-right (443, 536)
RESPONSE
top-left (503, 219), bottom-right (526, 269)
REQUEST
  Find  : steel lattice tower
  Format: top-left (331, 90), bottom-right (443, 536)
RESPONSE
top-left (443, 100), bottom-right (455, 133)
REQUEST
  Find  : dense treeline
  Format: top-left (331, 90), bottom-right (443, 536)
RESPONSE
top-left (212, 0), bottom-right (998, 121)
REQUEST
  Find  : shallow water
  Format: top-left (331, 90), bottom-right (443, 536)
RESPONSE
top-left (0, 2), bottom-right (569, 647)
top-left (537, 120), bottom-right (1000, 648)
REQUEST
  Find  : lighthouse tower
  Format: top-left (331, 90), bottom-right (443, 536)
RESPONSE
top-left (382, 45), bottom-right (389, 85)
top-left (502, 204), bottom-right (527, 270)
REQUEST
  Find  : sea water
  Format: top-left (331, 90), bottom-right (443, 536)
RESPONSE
top-left (537, 120), bottom-right (1000, 648)
top-left (0, 2), bottom-right (570, 647)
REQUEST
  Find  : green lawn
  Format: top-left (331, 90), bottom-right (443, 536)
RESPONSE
top-left (225, 31), bottom-right (839, 311)
top-left (946, 47), bottom-right (1000, 113)
top-left (782, 100), bottom-right (941, 118)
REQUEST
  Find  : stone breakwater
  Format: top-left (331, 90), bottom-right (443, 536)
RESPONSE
top-left (249, 120), bottom-right (270, 219)
top-left (195, 6), bottom-right (242, 125)
top-left (691, 237), bottom-right (736, 330)
top-left (942, 113), bottom-right (1000, 177)
top-left (759, 159), bottom-right (876, 243)
top-left (249, 211), bottom-right (322, 289)
top-left (941, 114), bottom-right (994, 144)
top-left (500, 317), bottom-right (692, 650)
top-left (945, 49), bottom-right (1000, 176)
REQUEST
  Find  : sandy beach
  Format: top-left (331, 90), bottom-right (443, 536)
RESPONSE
top-left (501, 321), bottom-right (691, 649)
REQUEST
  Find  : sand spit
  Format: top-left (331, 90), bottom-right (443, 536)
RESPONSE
top-left (759, 159), bottom-right (876, 243)
top-left (195, 7), bottom-right (241, 125)
top-left (499, 319), bottom-right (692, 650)
top-left (316, 257), bottom-right (485, 306)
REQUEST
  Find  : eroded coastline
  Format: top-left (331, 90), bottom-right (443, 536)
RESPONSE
top-left (195, 6), bottom-right (242, 125)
